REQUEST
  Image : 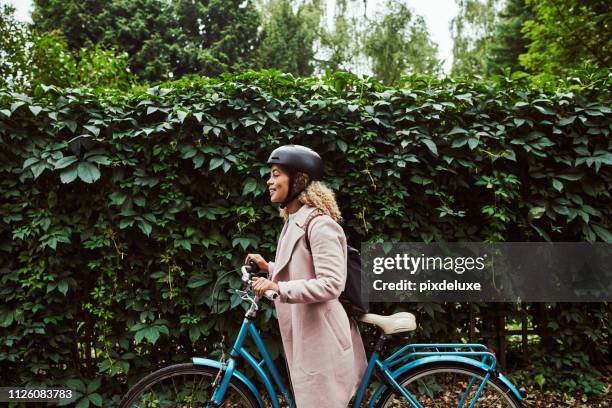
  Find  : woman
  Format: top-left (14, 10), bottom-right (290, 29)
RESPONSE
top-left (245, 144), bottom-right (368, 408)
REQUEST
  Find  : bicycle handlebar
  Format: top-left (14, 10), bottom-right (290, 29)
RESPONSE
top-left (241, 263), bottom-right (278, 301)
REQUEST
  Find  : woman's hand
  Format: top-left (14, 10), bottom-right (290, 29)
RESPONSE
top-left (244, 253), bottom-right (269, 273)
top-left (251, 277), bottom-right (279, 298)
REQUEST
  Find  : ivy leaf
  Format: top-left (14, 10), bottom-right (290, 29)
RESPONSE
top-left (10, 101), bottom-right (25, 112)
top-left (529, 207), bottom-right (546, 220)
top-left (533, 105), bottom-right (555, 115)
top-left (451, 137), bottom-right (468, 148)
top-left (242, 178), bottom-right (257, 195)
top-left (503, 149), bottom-right (516, 161)
top-left (29, 105), bottom-right (43, 116)
top-left (77, 162), bottom-right (101, 183)
top-left (75, 397), bottom-right (89, 408)
top-left (591, 224), bottom-right (612, 243)
top-left (84, 125), bottom-right (100, 137)
top-left (60, 165), bottom-right (79, 184)
top-left (109, 192), bottom-right (127, 206)
top-left (448, 127), bottom-right (468, 136)
top-left (144, 327), bottom-right (161, 344)
top-left (422, 139), bottom-right (438, 156)
top-left (534, 374), bottom-right (546, 389)
top-left (66, 120), bottom-right (77, 133)
top-left (0, 310), bottom-right (15, 327)
top-left (88, 394), bottom-right (103, 407)
top-left (180, 144), bottom-right (197, 159)
top-left (58, 281), bottom-right (68, 295)
top-left (87, 155), bottom-right (111, 165)
top-left (558, 116), bottom-right (576, 126)
top-left (232, 237), bottom-right (251, 251)
top-left (86, 378), bottom-right (101, 393)
top-left (177, 110), bottom-right (188, 123)
top-left (54, 156), bottom-right (79, 169)
top-left (552, 179), bottom-right (564, 192)
top-left (209, 158), bottom-right (223, 170)
top-left (138, 220), bottom-right (152, 237)
top-left (28, 162), bottom-right (47, 179)
top-left (531, 224), bottom-right (551, 242)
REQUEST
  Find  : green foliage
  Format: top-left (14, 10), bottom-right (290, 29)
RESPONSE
top-left (0, 71), bottom-right (610, 402)
top-left (484, 0), bottom-right (534, 76)
top-left (32, 0), bottom-right (263, 82)
top-left (530, 303), bottom-right (610, 400)
top-left (310, 0), bottom-right (363, 73)
top-left (256, 0), bottom-right (316, 76)
top-left (1, 5), bottom-right (134, 92)
top-left (363, 0), bottom-right (441, 85)
top-left (0, 5), bottom-right (30, 90)
top-left (451, 0), bottom-right (501, 76)
top-left (520, 0), bottom-right (612, 76)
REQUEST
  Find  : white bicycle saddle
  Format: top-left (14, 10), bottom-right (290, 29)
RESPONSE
top-left (358, 312), bottom-right (417, 335)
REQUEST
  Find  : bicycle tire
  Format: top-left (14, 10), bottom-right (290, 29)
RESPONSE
top-left (119, 363), bottom-right (260, 408)
top-left (374, 361), bottom-right (524, 408)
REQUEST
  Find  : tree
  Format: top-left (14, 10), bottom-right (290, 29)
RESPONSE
top-left (451, 0), bottom-right (501, 77)
top-left (363, 0), bottom-right (441, 85)
top-left (1, 4), bottom-right (30, 90)
top-left (484, 0), bottom-right (534, 76)
top-left (255, 0), bottom-right (317, 76)
top-left (32, 0), bottom-right (263, 82)
top-left (519, 0), bottom-right (612, 75)
top-left (1, 4), bottom-right (133, 91)
top-left (314, 0), bottom-right (361, 73)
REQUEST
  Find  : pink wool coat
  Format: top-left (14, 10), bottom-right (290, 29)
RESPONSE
top-left (267, 204), bottom-right (368, 408)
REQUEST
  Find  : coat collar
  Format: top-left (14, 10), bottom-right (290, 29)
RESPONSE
top-left (272, 204), bottom-right (317, 280)
top-left (290, 203), bottom-right (316, 228)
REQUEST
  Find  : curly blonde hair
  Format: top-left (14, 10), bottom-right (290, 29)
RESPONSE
top-left (279, 172), bottom-right (343, 222)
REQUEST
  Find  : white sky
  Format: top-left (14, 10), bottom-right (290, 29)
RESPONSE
top-left (2, 0), bottom-right (459, 73)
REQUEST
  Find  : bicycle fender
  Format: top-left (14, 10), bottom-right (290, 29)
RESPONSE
top-left (192, 357), bottom-right (265, 408)
top-left (496, 371), bottom-right (525, 402)
top-left (367, 355), bottom-right (523, 407)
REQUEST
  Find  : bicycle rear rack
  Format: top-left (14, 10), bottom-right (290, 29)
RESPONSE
top-left (383, 343), bottom-right (497, 372)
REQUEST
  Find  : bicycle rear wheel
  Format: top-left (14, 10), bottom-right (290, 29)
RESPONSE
top-left (119, 363), bottom-right (260, 408)
top-left (375, 362), bottom-right (524, 408)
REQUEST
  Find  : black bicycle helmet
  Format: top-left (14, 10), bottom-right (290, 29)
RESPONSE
top-left (267, 145), bottom-right (323, 208)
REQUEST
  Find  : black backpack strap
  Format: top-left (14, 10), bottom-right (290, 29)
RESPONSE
top-left (300, 208), bottom-right (324, 252)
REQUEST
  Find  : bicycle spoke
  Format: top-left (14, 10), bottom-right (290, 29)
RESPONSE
top-left (480, 387), bottom-right (511, 408)
top-left (377, 365), bottom-right (520, 408)
top-left (421, 380), bottom-right (442, 408)
top-left (171, 376), bottom-right (179, 402)
top-left (121, 365), bottom-right (257, 408)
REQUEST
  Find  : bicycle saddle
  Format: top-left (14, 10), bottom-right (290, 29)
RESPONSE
top-left (358, 312), bottom-right (417, 335)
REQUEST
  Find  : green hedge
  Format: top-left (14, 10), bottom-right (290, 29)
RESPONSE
top-left (1, 70), bottom-right (610, 405)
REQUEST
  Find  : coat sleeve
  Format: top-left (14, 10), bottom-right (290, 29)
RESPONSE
top-left (277, 217), bottom-right (347, 303)
top-left (267, 261), bottom-right (275, 276)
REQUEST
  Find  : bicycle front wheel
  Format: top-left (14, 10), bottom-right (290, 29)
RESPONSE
top-left (375, 362), bottom-right (524, 408)
top-left (119, 363), bottom-right (260, 408)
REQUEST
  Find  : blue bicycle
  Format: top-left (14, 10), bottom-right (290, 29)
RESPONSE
top-left (119, 263), bottom-right (527, 407)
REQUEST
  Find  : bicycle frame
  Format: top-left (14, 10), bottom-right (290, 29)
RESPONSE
top-left (191, 265), bottom-right (523, 408)
top-left (360, 343), bottom-right (524, 408)
top-left (194, 317), bottom-right (524, 408)
top-left (194, 316), bottom-right (296, 408)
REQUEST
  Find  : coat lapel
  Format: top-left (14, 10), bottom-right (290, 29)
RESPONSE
top-left (271, 205), bottom-right (315, 280)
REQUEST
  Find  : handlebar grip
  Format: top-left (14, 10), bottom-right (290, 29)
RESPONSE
top-left (264, 290), bottom-right (278, 301)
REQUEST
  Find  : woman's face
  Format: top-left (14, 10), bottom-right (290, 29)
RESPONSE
top-left (267, 164), bottom-right (290, 203)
